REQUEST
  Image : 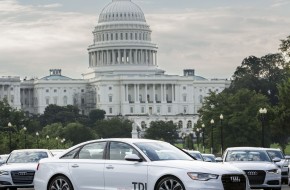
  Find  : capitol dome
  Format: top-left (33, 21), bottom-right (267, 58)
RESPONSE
top-left (85, 0), bottom-right (164, 78)
top-left (99, 0), bottom-right (146, 23)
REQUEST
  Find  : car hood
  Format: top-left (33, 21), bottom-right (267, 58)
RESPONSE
top-left (226, 161), bottom-right (278, 170)
top-left (149, 160), bottom-right (243, 175)
top-left (0, 163), bottom-right (38, 171)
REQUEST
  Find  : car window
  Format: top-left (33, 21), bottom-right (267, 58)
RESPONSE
top-left (7, 151), bottom-right (48, 163)
top-left (61, 148), bottom-right (80, 159)
top-left (267, 150), bottom-right (284, 160)
top-left (109, 142), bottom-right (139, 161)
top-left (78, 142), bottom-right (106, 160)
top-left (135, 142), bottom-right (193, 161)
top-left (225, 150), bottom-right (271, 162)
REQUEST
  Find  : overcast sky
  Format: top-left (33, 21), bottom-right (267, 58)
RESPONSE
top-left (0, 0), bottom-right (289, 80)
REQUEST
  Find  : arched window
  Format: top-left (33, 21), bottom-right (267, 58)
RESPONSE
top-left (187, 120), bottom-right (192, 128)
top-left (178, 121), bottom-right (183, 129)
top-left (141, 121), bottom-right (146, 129)
top-left (63, 96), bottom-right (68, 106)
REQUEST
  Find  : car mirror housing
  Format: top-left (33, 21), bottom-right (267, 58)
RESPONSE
top-left (124, 154), bottom-right (143, 162)
top-left (215, 157), bottom-right (223, 162)
top-left (272, 157), bottom-right (281, 163)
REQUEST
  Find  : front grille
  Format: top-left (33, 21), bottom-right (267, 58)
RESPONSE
top-left (11, 170), bottom-right (35, 185)
top-left (244, 170), bottom-right (265, 185)
top-left (222, 174), bottom-right (247, 190)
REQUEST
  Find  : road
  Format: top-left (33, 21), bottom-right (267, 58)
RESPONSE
top-left (20, 185), bottom-right (290, 190)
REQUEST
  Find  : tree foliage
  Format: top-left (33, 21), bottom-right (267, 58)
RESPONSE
top-left (198, 89), bottom-right (270, 153)
top-left (89, 109), bottom-right (106, 124)
top-left (230, 53), bottom-right (289, 106)
top-left (144, 121), bottom-right (179, 144)
top-left (280, 35), bottom-right (290, 59)
top-left (95, 117), bottom-right (132, 138)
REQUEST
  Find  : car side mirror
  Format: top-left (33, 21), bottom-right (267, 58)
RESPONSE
top-left (272, 157), bottom-right (281, 163)
top-left (215, 157), bottom-right (223, 162)
top-left (204, 158), bottom-right (212, 162)
top-left (125, 154), bottom-right (143, 162)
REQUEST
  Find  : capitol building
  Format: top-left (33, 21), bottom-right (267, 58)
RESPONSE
top-left (0, 0), bottom-right (230, 132)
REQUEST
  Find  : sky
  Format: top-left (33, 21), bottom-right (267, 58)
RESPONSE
top-left (0, 0), bottom-right (289, 80)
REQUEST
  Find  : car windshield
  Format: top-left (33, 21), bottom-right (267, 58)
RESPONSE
top-left (203, 155), bottom-right (216, 162)
top-left (225, 150), bottom-right (271, 162)
top-left (7, 151), bottom-right (48, 163)
top-left (188, 152), bottom-right (203, 160)
top-left (267, 150), bottom-right (284, 160)
top-left (134, 142), bottom-right (193, 161)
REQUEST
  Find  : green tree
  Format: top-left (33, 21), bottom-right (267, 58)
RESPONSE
top-left (230, 53), bottom-right (289, 106)
top-left (94, 117), bottom-right (132, 138)
top-left (144, 121), bottom-right (178, 144)
top-left (89, 109), bottom-right (106, 124)
top-left (63, 122), bottom-right (96, 145)
top-left (271, 78), bottom-right (290, 152)
top-left (280, 35), bottom-right (290, 59)
top-left (198, 89), bottom-right (270, 153)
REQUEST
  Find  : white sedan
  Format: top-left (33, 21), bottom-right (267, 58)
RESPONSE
top-left (34, 138), bottom-right (251, 190)
top-left (0, 149), bottom-right (53, 190)
top-left (223, 147), bottom-right (282, 190)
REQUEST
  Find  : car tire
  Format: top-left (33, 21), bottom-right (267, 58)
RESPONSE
top-left (48, 175), bottom-right (74, 190)
top-left (156, 176), bottom-right (185, 190)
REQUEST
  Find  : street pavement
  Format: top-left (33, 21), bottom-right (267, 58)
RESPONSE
top-left (20, 185), bottom-right (290, 190)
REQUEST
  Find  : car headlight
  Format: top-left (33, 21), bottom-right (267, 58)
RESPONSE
top-left (267, 169), bottom-right (279, 174)
top-left (0, 171), bottom-right (9, 175)
top-left (187, 172), bottom-right (219, 181)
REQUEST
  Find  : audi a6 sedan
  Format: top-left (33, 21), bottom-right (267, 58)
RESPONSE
top-left (0, 149), bottom-right (53, 190)
top-left (223, 147), bottom-right (282, 190)
top-left (34, 138), bottom-right (251, 190)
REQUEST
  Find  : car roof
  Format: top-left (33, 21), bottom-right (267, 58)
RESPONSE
top-left (11, 149), bottom-right (50, 153)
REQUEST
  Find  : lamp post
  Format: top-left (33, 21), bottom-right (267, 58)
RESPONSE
top-left (210, 119), bottom-right (214, 154)
top-left (220, 114), bottom-right (224, 154)
top-left (8, 122), bottom-right (12, 152)
top-left (46, 135), bottom-right (50, 149)
top-left (56, 137), bottom-right (59, 148)
top-left (259, 108), bottom-right (267, 147)
top-left (201, 124), bottom-right (205, 153)
top-left (36, 132), bottom-right (39, 148)
top-left (23, 126), bottom-right (27, 149)
top-left (196, 128), bottom-right (200, 151)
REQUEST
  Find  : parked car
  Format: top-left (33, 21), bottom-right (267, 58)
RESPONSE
top-left (0, 149), bottom-right (53, 190)
top-left (183, 150), bottom-right (204, 161)
top-left (223, 147), bottom-right (282, 190)
top-left (34, 138), bottom-right (251, 190)
top-left (264, 148), bottom-right (289, 184)
top-left (202, 153), bottom-right (217, 162)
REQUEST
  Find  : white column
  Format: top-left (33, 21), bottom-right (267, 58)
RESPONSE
top-left (118, 50), bottom-right (121, 64)
top-left (135, 49), bottom-right (138, 64)
top-left (145, 84), bottom-right (148, 103)
top-left (129, 49), bottom-right (132, 64)
top-left (155, 51), bottom-right (157, 65)
top-left (137, 84), bottom-right (140, 102)
top-left (125, 84), bottom-right (128, 102)
top-left (124, 49), bottom-right (127, 64)
top-left (171, 84), bottom-right (174, 102)
top-left (112, 50), bottom-right (116, 65)
top-left (161, 84), bottom-right (163, 102)
top-left (153, 84), bottom-right (156, 103)
top-left (134, 84), bottom-right (137, 102)
top-left (107, 50), bottom-right (110, 65)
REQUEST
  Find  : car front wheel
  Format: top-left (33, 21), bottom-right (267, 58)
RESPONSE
top-left (156, 176), bottom-right (185, 190)
top-left (48, 175), bottom-right (74, 190)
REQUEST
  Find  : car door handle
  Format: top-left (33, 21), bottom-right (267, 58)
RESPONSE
top-left (106, 165), bottom-right (114, 169)
top-left (71, 164), bottom-right (79, 168)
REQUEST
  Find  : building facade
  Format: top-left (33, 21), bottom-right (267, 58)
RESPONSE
top-left (0, 0), bottom-right (230, 134)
